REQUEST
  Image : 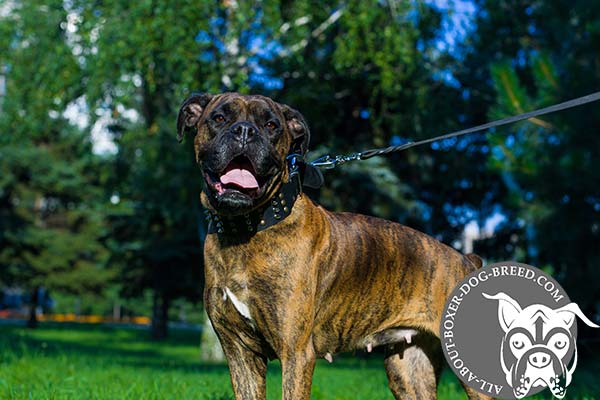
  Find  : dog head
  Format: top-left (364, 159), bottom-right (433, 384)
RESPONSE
top-left (484, 292), bottom-right (599, 399)
top-left (177, 92), bottom-right (309, 216)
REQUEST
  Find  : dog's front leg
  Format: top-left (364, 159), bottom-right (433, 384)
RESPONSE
top-left (280, 343), bottom-right (316, 400)
top-left (221, 339), bottom-right (267, 400)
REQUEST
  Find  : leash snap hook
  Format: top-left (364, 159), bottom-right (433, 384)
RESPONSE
top-left (309, 154), bottom-right (337, 169)
top-left (309, 152), bottom-right (362, 169)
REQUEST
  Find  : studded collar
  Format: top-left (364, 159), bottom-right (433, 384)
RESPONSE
top-left (205, 172), bottom-right (302, 235)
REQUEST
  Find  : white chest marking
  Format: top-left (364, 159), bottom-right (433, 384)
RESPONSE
top-left (224, 287), bottom-right (252, 320)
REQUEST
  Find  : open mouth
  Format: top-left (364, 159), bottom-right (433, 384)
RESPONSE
top-left (204, 155), bottom-right (271, 199)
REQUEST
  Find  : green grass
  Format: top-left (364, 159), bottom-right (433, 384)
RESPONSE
top-left (0, 323), bottom-right (598, 399)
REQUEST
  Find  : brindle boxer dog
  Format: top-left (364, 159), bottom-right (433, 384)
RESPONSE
top-left (177, 92), bottom-right (494, 400)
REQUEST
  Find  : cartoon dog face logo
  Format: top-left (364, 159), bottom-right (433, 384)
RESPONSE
top-left (483, 292), bottom-right (599, 399)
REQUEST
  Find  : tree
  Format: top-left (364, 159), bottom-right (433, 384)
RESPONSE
top-left (0, 2), bottom-right (113, 327)
top-left (67, 0), bottom-right (213, 338)
top-left (460, 1), bottom-right (600, 327)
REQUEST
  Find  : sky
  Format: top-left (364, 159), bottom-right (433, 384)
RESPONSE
top-left (427, 0), bottom-right (477, 54)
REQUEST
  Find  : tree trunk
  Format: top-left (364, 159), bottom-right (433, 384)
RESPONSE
top-left (151, 290), bottom-right (169, 340)
top-left (27, 286), bottom-right (39, 329)
top-left (113, 301), bottom-right (121, 321)
top-left (199, 308), bottom-right (225, 362)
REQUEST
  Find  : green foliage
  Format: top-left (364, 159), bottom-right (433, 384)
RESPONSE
top-left (75, 0), bottom-right (216, 109)
top-left (0, 3), bottom-right (113, 298)
top-left (334, 0), bottom-right (417, 94)
top-left (70, 1), bottom-right (220, 332)
top-left (465, 1), bottom-right (600, 313)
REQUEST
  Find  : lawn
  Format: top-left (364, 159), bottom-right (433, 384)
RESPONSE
top-left (0, 323), bottom-right (598, 399)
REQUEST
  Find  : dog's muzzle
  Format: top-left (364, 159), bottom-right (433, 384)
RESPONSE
top-left (510, 345), bottom-right (568, 399)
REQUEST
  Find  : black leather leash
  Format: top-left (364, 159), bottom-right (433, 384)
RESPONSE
top-left (309, 91), bottom-right (600, 170)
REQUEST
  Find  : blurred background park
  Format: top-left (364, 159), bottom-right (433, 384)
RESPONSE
top-left (1, 0), bottom-right (599, 399)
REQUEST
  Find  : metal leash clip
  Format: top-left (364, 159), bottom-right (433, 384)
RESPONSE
top-left (309, 153), bottom-right (362, 169)
top-left (286, 153), bottom-right (305, 192)
top-left (286, 153), bottom-right (303, 177)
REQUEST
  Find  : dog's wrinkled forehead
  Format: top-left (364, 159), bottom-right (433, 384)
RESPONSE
top-left (511, 305), bottom-right (574, 335)
top-left (208, 93), bottom-right (283, 121)
top-left (178, 91), bottom-right (310, 156)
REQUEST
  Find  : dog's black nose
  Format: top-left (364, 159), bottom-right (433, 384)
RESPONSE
top-left (230, 121), bottom-right (256, 145)
top-left (528, 351), bottom-right (551, 368)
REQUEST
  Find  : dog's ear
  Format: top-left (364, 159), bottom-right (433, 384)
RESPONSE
top-left (280, 104), bottom-right (310, 155)
top-left (177, 93), bottom-right (213, 142)
top-left (555, 303), bottom-right (600, 329)
top-left (483, 292), bottom-right (522, 332)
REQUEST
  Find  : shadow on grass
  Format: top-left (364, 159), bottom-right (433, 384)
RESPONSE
top-left (0, 323), bottom-right (230, 375)
top-left (1, 322), bottom-right (393, 373)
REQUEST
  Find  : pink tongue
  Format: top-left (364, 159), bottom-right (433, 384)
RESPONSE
top-left (220, 168), bottom-right (259, 189)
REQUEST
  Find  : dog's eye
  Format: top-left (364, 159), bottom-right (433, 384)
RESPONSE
top-left (509, 332), bottom-right (530, 352)
top-left (554, 340), bottom-right (567, 349)
top-left (512, 340), bottom-right (524, 349)
top-left (549, 332), bottom-right (569, 351)
top-left (265, 121), bottom-right (278, 130)
top-left (212, 114), bottom-right (225, 123)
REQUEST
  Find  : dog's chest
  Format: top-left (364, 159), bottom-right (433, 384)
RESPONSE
top-left (206, 267), bottom-right (286, 347)
top-left (222, 285), bottom-right (253, 321)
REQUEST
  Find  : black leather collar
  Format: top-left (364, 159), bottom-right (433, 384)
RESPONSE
top-left (205, 173), bottom-right (302, 235)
